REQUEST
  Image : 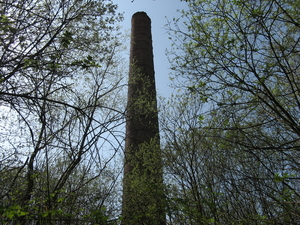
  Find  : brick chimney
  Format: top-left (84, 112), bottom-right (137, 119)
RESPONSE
top-left (122, 12), bottom-right (165, 225)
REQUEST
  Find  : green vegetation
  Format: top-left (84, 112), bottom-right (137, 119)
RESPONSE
top-left (163, 0), bottom-right (300, 223)
top-left (0, 0), bottom-right (124, 224)
top-left (1, 0), bottom-right (300, 224)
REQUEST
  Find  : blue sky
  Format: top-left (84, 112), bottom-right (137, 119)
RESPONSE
top-left (113, 0), bottom-right (188, 97)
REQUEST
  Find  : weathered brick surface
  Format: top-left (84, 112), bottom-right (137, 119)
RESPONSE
top-left (122, 12), bottom-right (165, 225)
top-left (125, 11), bottom-right (159, 173)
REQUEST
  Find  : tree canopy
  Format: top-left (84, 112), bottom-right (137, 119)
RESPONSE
top-left (0, 0), bottom-right (125, 224)
top-left (164, 0), bottom-right (300, 223)
top-left (3, 0), bottom-right (300, 224)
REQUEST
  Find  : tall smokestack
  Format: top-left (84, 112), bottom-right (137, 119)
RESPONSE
top-left (122, 12), bottom-right (165, 225)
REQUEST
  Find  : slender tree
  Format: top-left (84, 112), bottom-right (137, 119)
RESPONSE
top-left (0, 0), bottom-right (125, 224)
top-left (164, 0), bottom-right (300, 223)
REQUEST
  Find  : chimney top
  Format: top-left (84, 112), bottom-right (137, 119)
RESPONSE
top-left (132, 11), bottom-right (151, 22)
